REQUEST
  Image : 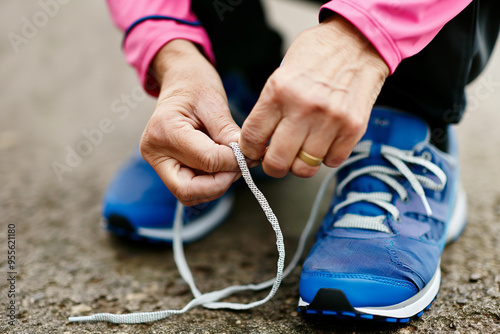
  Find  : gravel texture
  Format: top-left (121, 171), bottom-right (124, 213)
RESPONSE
top-left (1, 1), bottom-right (499, 333)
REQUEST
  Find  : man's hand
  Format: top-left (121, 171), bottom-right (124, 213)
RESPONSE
top-left (240, 15), bottom-right (390, 178)
top-left (140, 40), bottom-right (243, 206)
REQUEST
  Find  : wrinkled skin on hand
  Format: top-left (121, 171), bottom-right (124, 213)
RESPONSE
top-left (140, 16), bottom-right (389, 205)
top-left (140, 40), bottom-right (246, 206)
top-left (240, 15), bottom-right (389, 178)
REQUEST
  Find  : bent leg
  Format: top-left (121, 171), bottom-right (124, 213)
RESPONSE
top-left (376, 0), bottom-right (500, 126)
top-left (191, 0), bottom-right (283, 93)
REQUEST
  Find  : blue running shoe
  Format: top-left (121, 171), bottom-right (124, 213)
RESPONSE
top-left (102, 149), bottom-right (234, 244)
top-left (299, 108), bottom-right (467, 322)
top-left (103, 73), bottom-right (258, 244)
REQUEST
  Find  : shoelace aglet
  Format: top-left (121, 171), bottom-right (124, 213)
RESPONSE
top-left (69, 315), bottom-right (96, 322)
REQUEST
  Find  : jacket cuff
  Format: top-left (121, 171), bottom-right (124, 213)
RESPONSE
top-left (320, 1), bottom-right (400, 74)
top-left (124, 19), bottom-right (215, 97)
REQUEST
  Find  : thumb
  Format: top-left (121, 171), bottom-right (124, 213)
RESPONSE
top-left (202, 104), bottom-right (242, 145)
top-left (206, 110), bottom-right (264, 168)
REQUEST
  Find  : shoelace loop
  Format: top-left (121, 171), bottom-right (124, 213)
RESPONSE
top-left (332, 141), bottom-right (446, 233)
top-left (68, 141), bottom-right (445, 324)
top-left (68, 143), bottom-right (335, 324)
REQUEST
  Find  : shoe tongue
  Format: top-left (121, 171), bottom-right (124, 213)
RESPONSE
top-left (362, 108), bottom-right (430, 150)
top-left (334, 108), bottom-right (430, 223)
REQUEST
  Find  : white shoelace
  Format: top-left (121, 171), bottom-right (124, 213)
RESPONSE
top-left (331, 141), bottom-right (446, 233)
top-left (68, 142), bottom-right (336, 324)
top-left (68, 140), bottom-right (446, 324)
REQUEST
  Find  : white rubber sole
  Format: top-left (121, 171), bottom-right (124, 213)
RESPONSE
top-left (137, 193), bottom-right (234, 243)
top-left (353, 265), bottom-right (440, 318)
top-left (299, 185), bottom-right (468, 319)
top-left (298, 264), bottom-right (440, 319)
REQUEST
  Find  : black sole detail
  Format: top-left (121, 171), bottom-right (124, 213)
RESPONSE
top-left (300, 291), bottom-right (437, 323)
top-left (308, 288), bottom-right (357, 313)
top-left (107, 214), bottom-right (136, 233)
top-left (104, 220), bottom-right (171, 244)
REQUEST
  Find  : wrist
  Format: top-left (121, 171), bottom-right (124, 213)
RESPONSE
top-left (317, 15), bottom-right (390, 78)
top-left (151, 39), bottom-right (208, 86)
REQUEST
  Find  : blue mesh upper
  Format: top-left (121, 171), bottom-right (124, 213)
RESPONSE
top-left (102, 149), bottom-right (222, 229)
top-left (300, 108), bottom-right (460, 307)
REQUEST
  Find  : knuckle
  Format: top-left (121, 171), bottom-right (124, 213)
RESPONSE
top-left (344, 115), bottom-right (366, 137)
top-left (218, 121), bottom-right (239, 140)
top-left (240, 130), bottom-right (264, 160)
top-left (324, 157), bottom-right (343, 168)
top-left (143, 116), bottom-right (167, 147)
top-left (295, 96), bottom-right (322, 115)
top-left (325, 150), bottom-right (350, 167)
top-left (297, 93), bottom-right (339, 120)
top-left (139, 137), bottom-right (163, 169)
top-left (179, 199), bottom-right (194, 207)
top-left (291, 164), bottom-right (317, 178)
top-left (199, 150), bottom-right (219, 173)
top-left (323, 158), bottom-right (341, 168)
top-left (139, 133), bottom-right (150, 154)
top-left (310, 97), bottom-right (330, 113)
top-left (139, 141), bottom-right (153, 164)
top-left (263, 155), bottom-right (289, 178)
top-left (241, 124), bottom-right (261, 144)
top-left (267, 71), bottom-right (290, 97)
top-left (323, 107), bottom-right (343, 123)
top-left (175, 186), bottom-right (194, 204)
top-left (304, 86), bottom-right (332, 111)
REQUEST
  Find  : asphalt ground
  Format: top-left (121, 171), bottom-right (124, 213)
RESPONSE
top-left (1, 1), bottom-right (500, 333)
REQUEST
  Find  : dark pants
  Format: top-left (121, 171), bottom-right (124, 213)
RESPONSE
top-left (192, 0), bottom-right (500, 126)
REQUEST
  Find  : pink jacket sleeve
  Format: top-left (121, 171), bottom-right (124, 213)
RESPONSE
top-left (107, 0), bottom-right (474, 95)
top-left (106, 0), bottom-right (214, 96)
top-left (320, 0), bottom-right (473, 73)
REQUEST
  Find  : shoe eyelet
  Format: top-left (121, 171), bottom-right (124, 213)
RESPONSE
top-left (395, 216), bottom-right (402, 223)
top-left (401, 196), bottom-right (410, 204)
top-left (422, 151), bottom-right (432, 161)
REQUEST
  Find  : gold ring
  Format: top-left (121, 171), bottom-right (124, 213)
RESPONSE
top-left (298, 150), bottom-right (323, 166)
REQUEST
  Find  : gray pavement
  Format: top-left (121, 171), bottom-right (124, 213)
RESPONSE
top-left (1, 1), bottom-right (500, 333)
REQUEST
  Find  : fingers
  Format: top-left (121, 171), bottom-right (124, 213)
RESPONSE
top-left (144, 123), bottom-right (239, 173)
top-left (256, 113), bottom-right (304, 177)
top-left (140, 99), bottom-right (244, 204)
top-left (153, 157), bottom-right (241, 206)
top-left (196, 96), bottom-right (242, 146)
top-left (322, 113), bottom-right (368, 168)
top-left (289, 124), bottom-right (338, 178)
top-left (142, 45), bottom-right (253, 204)
top-left (142, 98), bottom-right (243, 173)
top-left (241, 69), bottom-right (346, 179)
top-left (239, 91), bottom-right (281, 161)
top-left (238, 15), bottom-right (389, 180)
top-left (199, 101), bottom-right (262, 169)
top-left (243, 98), bottom-right (366, 179)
